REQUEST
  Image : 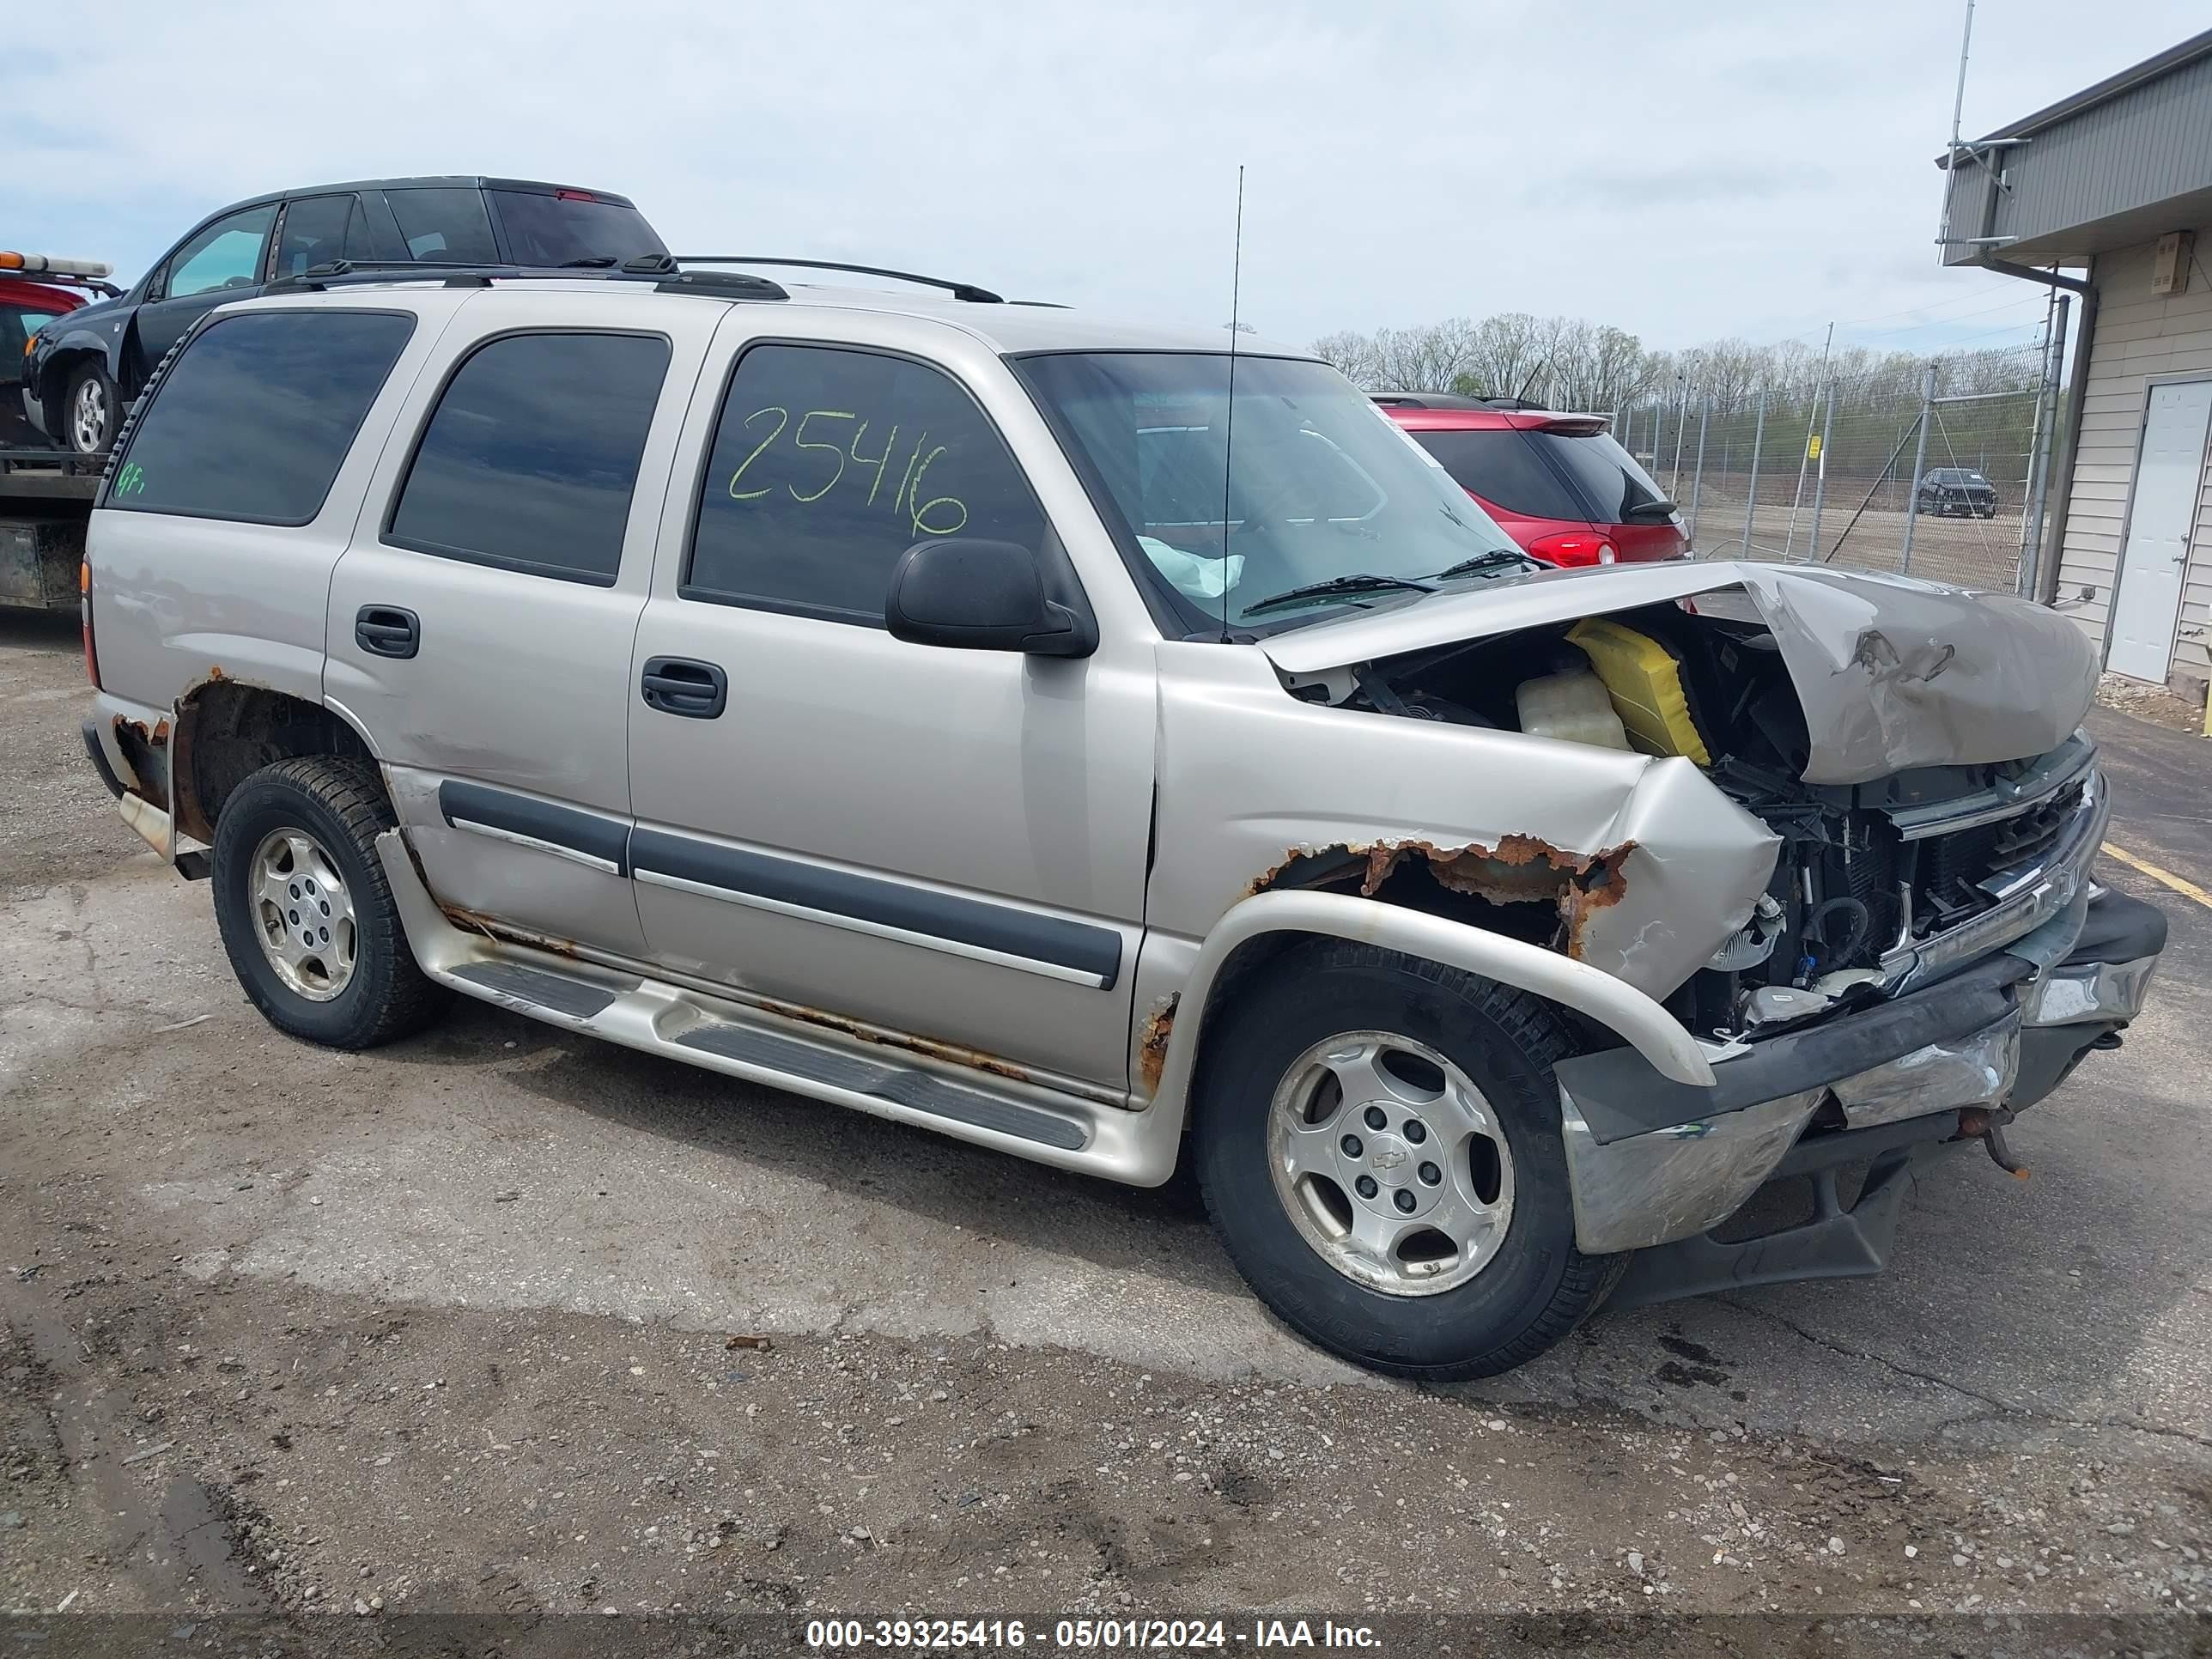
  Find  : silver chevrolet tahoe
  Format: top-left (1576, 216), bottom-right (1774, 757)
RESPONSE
top-left (76, 260), bottom-right (2166, 1379)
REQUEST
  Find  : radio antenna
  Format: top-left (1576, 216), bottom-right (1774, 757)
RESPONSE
top-left (1217, 165), bottom-right (1245, 643)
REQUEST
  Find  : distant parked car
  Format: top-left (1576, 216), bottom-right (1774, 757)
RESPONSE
top-left (2, 252), bottom-right (118, 448)
top-left (1915, 466), bottom-right (1999, 519)
top-left (22, 176), bottom-right (666, 453)
top-left (1376, 392), bottom-right (1687, 566)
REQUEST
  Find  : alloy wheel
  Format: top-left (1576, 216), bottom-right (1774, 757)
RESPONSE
top-left (1266, 1030), bottom-right (1516, 1297)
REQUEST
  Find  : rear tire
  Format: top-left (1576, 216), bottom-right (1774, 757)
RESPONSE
top-left (63, 362), bottom-right (118, 455)
top-left (1192, 939), bottom-right (1624, 1380)
top-left (211, 757), bottom-right (448, 1049)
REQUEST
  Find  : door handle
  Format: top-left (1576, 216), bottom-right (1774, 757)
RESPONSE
top-left (355, 605), bottom-right (420, 659)
top-left (641, 656), bottom-right (728, 719)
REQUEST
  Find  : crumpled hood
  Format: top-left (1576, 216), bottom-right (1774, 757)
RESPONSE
top-left (1259, 560), bottom-right (2098, 785)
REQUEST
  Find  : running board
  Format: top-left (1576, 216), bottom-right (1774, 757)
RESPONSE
top-left (375, 832), bottom-right (1179, 1186)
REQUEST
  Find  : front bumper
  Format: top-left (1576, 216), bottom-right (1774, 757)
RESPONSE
top-left (1559, 884), bottom-right (2165, 1260)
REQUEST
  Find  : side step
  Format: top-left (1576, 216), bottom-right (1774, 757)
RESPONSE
top-left (672, 1020), bottom-right (1085, 1152)
top-left (377, 832), bottom-right (1176, 1185)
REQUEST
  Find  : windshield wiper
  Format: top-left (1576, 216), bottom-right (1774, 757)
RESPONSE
top-left (1241, 573), bottom-right (1438, 617)
top-left (559, 256), bottom-right (618, 268)
top-left (1429, 548), bottom-right (1545, 580)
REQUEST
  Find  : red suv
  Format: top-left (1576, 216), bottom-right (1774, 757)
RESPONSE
top-left (1376, 393), bottom-right (1687, 566)
top-left (3, 252), bottom-right (117, 448)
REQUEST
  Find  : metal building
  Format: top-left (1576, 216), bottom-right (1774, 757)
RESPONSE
top-left (1938, 27), bottom-right (2212, 693)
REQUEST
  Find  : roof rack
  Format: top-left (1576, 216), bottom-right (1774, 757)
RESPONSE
top-left (267, 258), bottom-right (788, 301)
top-left (666, 256), bottom-right (1004, 305)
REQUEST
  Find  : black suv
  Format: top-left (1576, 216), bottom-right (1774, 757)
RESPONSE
top-left (1914, 466), bottom-right (1999, 518)
top-left (23, 176), bottom-right (666, 453)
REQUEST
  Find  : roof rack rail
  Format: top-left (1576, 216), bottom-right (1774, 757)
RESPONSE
top-left (265, 258), bottom-right (787, 301)
top-left (667, 256), bottom-right (1004, 304)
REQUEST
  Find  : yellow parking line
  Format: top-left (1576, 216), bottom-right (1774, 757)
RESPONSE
top-left (2100, 842), bottom-right (2212, 912)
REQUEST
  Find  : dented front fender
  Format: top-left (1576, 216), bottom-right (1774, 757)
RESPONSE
top-left (1149, 643), bottom-right (1781, 1003)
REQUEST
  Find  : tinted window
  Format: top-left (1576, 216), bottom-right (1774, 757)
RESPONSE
top-left (489, 190), bottom-right (665, 267)
top-left (688, 344), bottom-right (1047, 624)
top-left (166, 206), bottom-right (276, 300)
top-left (276, 194), bottom-right (371, 278)
top-left (387, 332), bottom-right (669, 585)
top-left (1533, 429), bottom-right (1668, 523)
top-left (1411, 428), bottom-right (1587, 521)
top-left (1, 308), bottom-right (57, 387)
top-left (387, 188), bottom-right (499, 264)
top-left (4, 306), bottom-right (64, 364)
top-left (107, 310), bottom-right (415, 523)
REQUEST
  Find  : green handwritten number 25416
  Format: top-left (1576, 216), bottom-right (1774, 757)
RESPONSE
top-left (726, 406), bottom-right (968, 538)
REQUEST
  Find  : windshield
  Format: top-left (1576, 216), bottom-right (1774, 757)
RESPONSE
top-left (1016, 352), bottom-right (1523, 632)
top-left (487, 191), bottom-right (667, 266)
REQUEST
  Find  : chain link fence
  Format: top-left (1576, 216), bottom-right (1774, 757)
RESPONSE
top-left (1613, 341), bottom-right (2063, 592)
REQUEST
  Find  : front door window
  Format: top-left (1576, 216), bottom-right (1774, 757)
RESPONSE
top-left (164, 206), bottom-right (277, 301)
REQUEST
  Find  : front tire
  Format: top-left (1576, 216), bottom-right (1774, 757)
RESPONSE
top-left (211, 757), bottom-right (448, 1049)
top-left (1192, 939), bottom-right (1623, 1380)
top-left (63, 362), bottom-right (118, 455)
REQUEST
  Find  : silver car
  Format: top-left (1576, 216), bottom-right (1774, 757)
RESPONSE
top-left (77, 264), bottom-right (2165, 1379)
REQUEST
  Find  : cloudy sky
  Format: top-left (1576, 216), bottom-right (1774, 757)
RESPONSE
top-left (5, 1), bottom-right (2202, 358)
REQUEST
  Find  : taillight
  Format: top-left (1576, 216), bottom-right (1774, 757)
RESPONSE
top-left (81, 557), bottom-right (99, 687)
top-left (1525, 532), bottom-right (1618, 568)
top-left (554, 188), bottom-right (597, 203)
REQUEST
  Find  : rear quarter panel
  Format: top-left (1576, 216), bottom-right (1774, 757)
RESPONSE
top-left (86, 294), bottom-right (469, 714)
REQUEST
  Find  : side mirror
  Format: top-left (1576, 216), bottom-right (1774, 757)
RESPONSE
top-left (885, 538), bottom-right (1094, 657)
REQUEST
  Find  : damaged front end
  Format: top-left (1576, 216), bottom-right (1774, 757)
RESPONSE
top-left (1255, 562), bottom-right (2108, 1048)
top-left (1169, 559), bottom-right (2164, 1300)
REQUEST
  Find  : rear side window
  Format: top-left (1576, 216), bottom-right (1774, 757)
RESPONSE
top-left (106, 309), bottom-right (415, 524)
top-left (686, 343), bottom-right (1047, 625)
top-left (1411, 428), bottom-right (1588, 521)
top-left (387, 188), bottom-right (500, 264)
top-left (386, 331), bottom-right (670, 585)
top-left (489, 190), bottom-right (665, 267)
top-left (276, 194), bottom-right (372, 277)
top-left (1531, 429), bottom-right (1668, 522)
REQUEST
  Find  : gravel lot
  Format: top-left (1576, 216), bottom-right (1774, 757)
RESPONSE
top-left (3, 606), bottom-right (2209, 1644)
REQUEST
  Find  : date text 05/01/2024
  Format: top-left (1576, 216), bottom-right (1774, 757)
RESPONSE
top-left (802, 1617), bottom-right (1382, 1650)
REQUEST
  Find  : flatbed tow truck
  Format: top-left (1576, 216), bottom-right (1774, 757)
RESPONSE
top-left (3, 250), bottom-right (117, 611)
top-left (1, 446), bottom-right (101, 612)
top-left (0, 447), bottom-right (101, 612)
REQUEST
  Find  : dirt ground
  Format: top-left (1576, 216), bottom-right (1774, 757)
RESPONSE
top-left (3, 608), bottom-right (2209, 1653)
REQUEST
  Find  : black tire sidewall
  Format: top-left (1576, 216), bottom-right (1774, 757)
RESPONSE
top-left (1194, 951), bottom-right (1589, 1376)
top-left (211, 769), bottom-right (404, 1048)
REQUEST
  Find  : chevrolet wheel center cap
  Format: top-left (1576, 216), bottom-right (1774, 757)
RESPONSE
top-left (1363, 1131), bottom-right (1412, 1186)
